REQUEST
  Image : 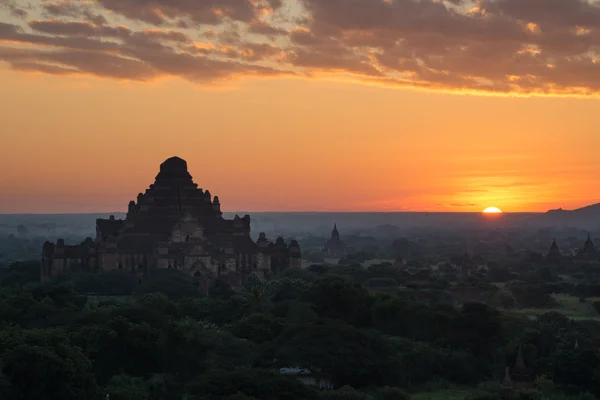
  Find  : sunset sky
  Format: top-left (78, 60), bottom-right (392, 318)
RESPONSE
top-left (2, 0), bottom-right (600, 213)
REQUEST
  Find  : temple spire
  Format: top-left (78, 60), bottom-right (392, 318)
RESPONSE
top-left (548, 238), bottom-right (560, 256)
top-left (502, 366), bottom-right (513, 389)
top-left (583, 233), bottom-right (596, 254)
top-left (332, 223), bottom-right (340, 238)
top-left (515, 345), bottom-right (526, 369)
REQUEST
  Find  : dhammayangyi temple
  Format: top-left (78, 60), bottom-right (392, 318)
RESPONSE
top-left (41, 157), bottom-right (301, 291)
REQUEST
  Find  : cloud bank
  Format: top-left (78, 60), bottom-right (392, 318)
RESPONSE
top-left (1, 0), bottom-right (600, 95)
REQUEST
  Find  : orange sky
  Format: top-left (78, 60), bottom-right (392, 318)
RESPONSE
top-left (2, 0), bottom-right (600, 213)
top-left (2, 68), bottom-right (600, 214)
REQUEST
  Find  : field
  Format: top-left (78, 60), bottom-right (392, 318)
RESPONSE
top-left (511, 294), bottom-right (600, 320)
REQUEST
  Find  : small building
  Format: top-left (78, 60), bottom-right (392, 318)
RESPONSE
top-left (279, 367), bottom-right (334, 390)
top-left (323, 224), bottom-right (347, 258)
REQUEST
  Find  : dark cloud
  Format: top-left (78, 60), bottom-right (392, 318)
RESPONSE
top-left (28, 20), bottom-right (130, 37)
top-left (41, 1), bottom-right (108, 25)
top-left (2, 0), bottom-right (600, 94)
top-left (10, 60), bottom-right (77, 74)
top-left (0, 0), bottom-right (29, 18)
top-left (289, 28), bottom-right (324, 46)
top-left (248, 20), bottom-right (288, 36)
top-left (292, 0), bottom-right (600, 94)
top-left (287, 37), bottom-right (384, 77)
top-left (0, 19), bottom-right (290, 83)
top-left (95, 0), bottom-right (282, 26)
top-left (482, 0), bottom-right (600, 29)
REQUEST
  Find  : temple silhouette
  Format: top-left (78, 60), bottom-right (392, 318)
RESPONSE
top-left (41, 157), bottom-right (301, 291)
top-left (323, 224), bottom-right (347, 258)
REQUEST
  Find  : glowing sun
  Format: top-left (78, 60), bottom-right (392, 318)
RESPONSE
top-left (483, 207), bottom-right (503, 214)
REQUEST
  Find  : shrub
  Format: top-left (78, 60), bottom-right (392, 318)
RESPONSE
top-left (517, 389), bottom-right (542, 400)
top-left (464, 391), bottom-right (501, 400)
top-left (534, 375), bottom-right (554, 394)
top-left (374, 386), bottom-right (409, 400)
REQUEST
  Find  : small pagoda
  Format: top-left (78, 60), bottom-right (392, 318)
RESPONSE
top-left (577, 233), bottom-right (598, 263)
top-left (500, 367), bottom-right (519, 400)
top-left (510, 346), bottom-right (534, 390)
top-left (546, 238), bottom-right (561, 262)
top-left (323, 224), bottom-right (347, 258)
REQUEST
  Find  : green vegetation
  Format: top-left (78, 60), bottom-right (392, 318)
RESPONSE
top-left (0, 260), bottom-right (599, 400)
top-left (511, 294), bottom-right (600, 320)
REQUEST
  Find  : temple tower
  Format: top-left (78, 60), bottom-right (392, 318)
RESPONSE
top-left (546, 238), bottom-right (561, 262)
top-left (583, 233), bottom-right (596, 254)
top-left (323, 224), bottom-right (347, 258)
top-left (41, 156), bottom-right (301, 287)
top-left (511, 346), bottom-right (534, 390)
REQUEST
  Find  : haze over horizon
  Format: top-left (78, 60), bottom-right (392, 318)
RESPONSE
top-left (2, 0), bottom-right (600, 214)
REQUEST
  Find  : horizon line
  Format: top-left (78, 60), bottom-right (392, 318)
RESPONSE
top-left (0, 210), bottom-right (547, 216)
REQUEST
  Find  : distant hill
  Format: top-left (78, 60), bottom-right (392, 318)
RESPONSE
top-left (546, 203), bottom-right (600, 215)
top-left (542, 203), bottom-right (600, 229)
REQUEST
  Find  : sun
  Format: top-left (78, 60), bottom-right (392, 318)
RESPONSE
top-left (483, 206), bottom-right (503, 214)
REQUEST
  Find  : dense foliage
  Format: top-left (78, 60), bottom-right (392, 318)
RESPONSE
top-left (0, 261), bottom-right (599, 399)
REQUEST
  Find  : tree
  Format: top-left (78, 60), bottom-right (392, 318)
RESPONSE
top-left (319, 387), bottom-right (373, 400)
top-left (177, 296), bottom-right (244, 326)
top-left (266, 278), bottom-right (312, 303)
top-left (303, 276), bottom-right (372, 327)
top-left (104, 374), bottom-right (149, 400)
top-left (135, 268), bottom-right (200, 300)
top-left (373, 386), bottom-right (409, 400)
top-left (275, 319), bottom-right (398, 388)
top-left (146, 374), bottom-right (182, 400)
top-left (228, 313), bottom-right (285, 344)
top-left (186, 368), bottom-right (318, 400)
top-left (209, 279), bottom-right (235, 300)
top-left (86, 270), bottom-right (137, 295)
top-left (2, 344), bottom-right (97, 399)
top-left (0, 261), bottom-right (40, 287)
top-left (71, 317), bottom-right (162, 383)
top-left (135, 292), bottom-right (178, 316)
top-left (161, 317), bottom-right (257, 382)
top-left (239, 286), bottom-right (273, 315)
top-left (446, 303), bottom-right (504, 359)
top-left (0, 361), bottom-right (15, 398)
top-left (554, 348), bottom-right (599, 390)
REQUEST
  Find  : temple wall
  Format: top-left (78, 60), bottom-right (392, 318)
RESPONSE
top-left (256, 252), bottom-right (270, 271)
top-left (115, 253), bottom-right (146, 271)
top-left (184, 256), bottom-right (212, 274)
top-left (100, 253), bottom-right (119, 271)
top-left (183, 255), bottom-right (211, 271)
top-left (290, 257), bottom-right (302, 269)
top-left (211, 259), bottom-right (221, 276)
top-left (54, 258), bottom-right (65, 273)
top-left (157, 258), bottom-right (174, 269)
top-left (41, 159), bottom-right (306, 289)
top-left (225, 257), bottom-right (236, 272)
